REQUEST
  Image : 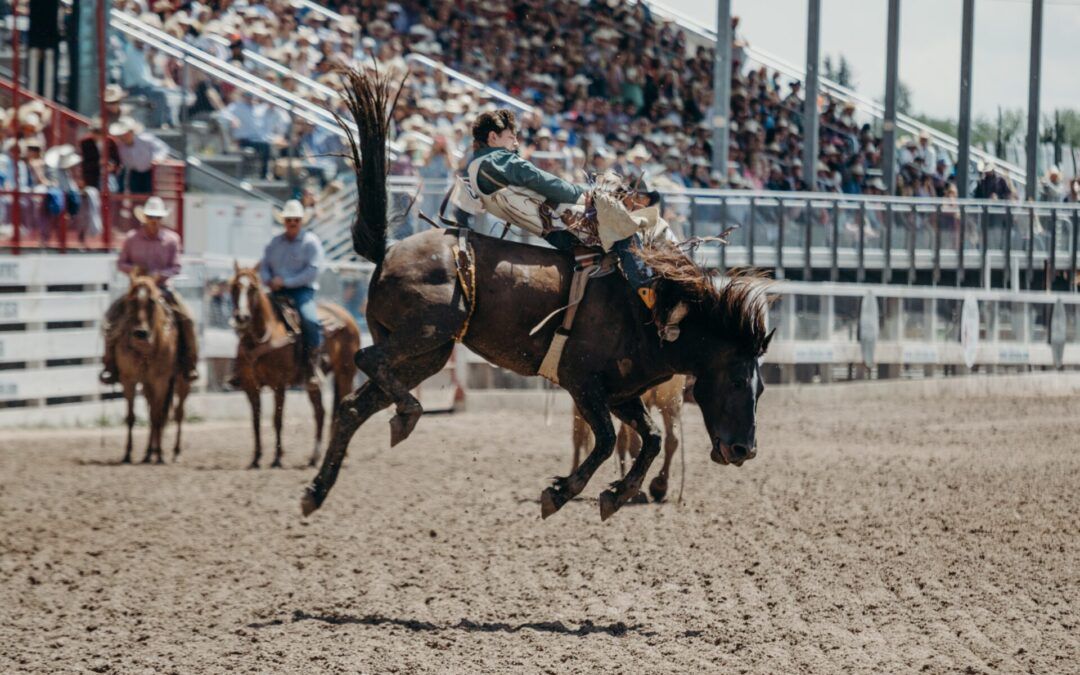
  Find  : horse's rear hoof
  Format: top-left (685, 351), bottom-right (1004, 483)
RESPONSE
top-left (248, 462), bottom-right (260, 470)
top-left (598, 490), bottom-right (619, 521)
top-left (270, 461), bottom-right (283, 469)
top-left (389, 408), bottom-right (421, 447)
top-left (300, 488), bottom-right (320, 517)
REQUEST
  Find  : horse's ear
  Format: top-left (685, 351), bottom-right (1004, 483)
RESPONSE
top-left (233, 259), bottom-right (240, 274)
top-left (762, 327), bottom-right (777, 354)
top-left (659, 301), bottom-right (689, 342)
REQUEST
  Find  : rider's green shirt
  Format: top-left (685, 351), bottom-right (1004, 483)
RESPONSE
top-left (470, 146), bottom-right (585, 205)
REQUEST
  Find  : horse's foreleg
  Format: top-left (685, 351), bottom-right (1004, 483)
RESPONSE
top-left (649, 402), bottom-right (681, 502)
top-left (144, 385), bottom-right (167, 464)
top-left (122, 383), bottom-right (136, 463)
top-left (541, 381), bottom-right (615, 519)
top-left (307, 385), bottom-right (325, 468)
top-left (599, 398), bottom-right (663, 521)
top-left (302, 344), bottom-right (453, 517)
top-left (271, 386), bottom-right (285, 468)
top-left (246, 387), bottom-right (262, 469)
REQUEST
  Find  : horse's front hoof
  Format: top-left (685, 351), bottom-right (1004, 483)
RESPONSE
top-left (540, 487), bottom-right (565, 519)
top-left (598, 490), bottom-right (619, 521)
top-left (648, 475), bottom-right (668, 503)
top-left (270, 460), bottom-right (283, 469)
top-left (248, 462), bottom-right (260, 470)
top-left (121, 456), bottom-right (132, 464)
top-left (300, 487), bottom-right (320, 517)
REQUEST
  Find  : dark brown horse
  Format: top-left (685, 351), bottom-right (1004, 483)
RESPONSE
top-left (112, 273), bottom-right (191, 463)
top-left (229, 265), bottom-right (361, 469)
top-left (302, 69), bottom-right (772, 521)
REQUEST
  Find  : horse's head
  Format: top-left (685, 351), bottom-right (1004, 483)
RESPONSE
top-left (655, 270), bottom-right (774, 467)
top-left (123, 273), bottom-right (164, 346)
top-left (229, 262), bottom-right (263, 334)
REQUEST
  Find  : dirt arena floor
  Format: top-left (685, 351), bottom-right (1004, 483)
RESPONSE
top-left (1, 385), bottom-right (1078, 673)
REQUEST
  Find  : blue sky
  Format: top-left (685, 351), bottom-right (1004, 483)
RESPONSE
top-left (661, 0), bottom-right (1080, 119)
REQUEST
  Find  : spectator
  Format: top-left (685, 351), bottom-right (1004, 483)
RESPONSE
top-left (973, 161), bottom-right (1016, 201)
top-left (219, 90), bottom-right (279, 179)
top-left (110, 117), bottom-right (170, 194)
top-left (117, 31), bottom-right (177, 127)
top-left (78, 118), bottom-right (121, 192)
top-left (1039, 166), bottom-right (1065, 203)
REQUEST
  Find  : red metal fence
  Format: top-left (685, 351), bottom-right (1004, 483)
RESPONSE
top-left (0, 79), bottom-right (185, 254)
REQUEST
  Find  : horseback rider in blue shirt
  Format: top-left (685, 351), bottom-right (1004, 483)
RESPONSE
top-left (259, 199), bottom-right (325, 386)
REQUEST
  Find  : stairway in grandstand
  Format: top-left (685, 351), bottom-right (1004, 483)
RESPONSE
top-left (645, 1), bottom-right (1029, 191)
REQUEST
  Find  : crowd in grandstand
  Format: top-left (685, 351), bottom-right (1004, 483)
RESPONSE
top-left (8, 0), bottom-right (1080, 224)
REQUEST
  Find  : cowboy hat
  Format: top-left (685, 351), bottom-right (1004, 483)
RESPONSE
top-left (277, 199), bottom-right (305, 221)
top-left (103, 84), bottom-right (127, 104)
top-left (135, 196), bottom-right (171, 222)
top-left (44, 144), bottom-right (81, 170)
top-left (109, 116), bottom-right (145, 136)
top-left (627, 144), bottom-right (651, 161)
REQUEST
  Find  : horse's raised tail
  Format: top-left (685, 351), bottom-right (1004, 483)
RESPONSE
top-left (333, 67), bottom-right (407, 265)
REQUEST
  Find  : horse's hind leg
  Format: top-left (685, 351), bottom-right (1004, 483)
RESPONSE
top-left (354, 321), bottom-right (459, 447)
top-left (598, 399), bottom-right (663, 521)
top-left (302, 344), bottom-right (454, 516)
top-left (570, 406), bottom-right (590, 473)
top-left (306, 384), bottom-right (325, 468)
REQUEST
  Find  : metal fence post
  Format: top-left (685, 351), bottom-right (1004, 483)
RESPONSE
top-left (1004, 206), bottom-right (1013, 290)
top-left (803, 201), bottom-right (812, 280)
top-left (747, 197), bottom-right (756, 267)
top-left (980, 207), bottom-right (989, 288)
top-left (884, 203), bottom-right (893, 284)
top-left (857, 202), bottom-right (866, 283)
top-left (932, 203), bottom-right (942, 286)
top-left (956, 205), bottom-right (965, 287)
top-left (776, 202), bottom-right (785, 279)
top-left (1049, 208), bottom-right (1058, 285)
top-left (1027, 205), bottom-right (1035, 290)
top-left (1071, 210), bottom-right (1078, 292)
top-left (831, 201), bottom-right (840, 281)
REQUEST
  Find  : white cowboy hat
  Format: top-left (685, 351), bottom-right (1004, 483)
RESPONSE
top-left (135, 197), bottom-right (171, 223)
top-left (44, 144), bottom-right (82, 170)
top-left (278, 199), bottom-right (305, 220)
top-left (627, 144), bottom-right (651, 161)
top-left (103, 84), bottom-right (127, 104)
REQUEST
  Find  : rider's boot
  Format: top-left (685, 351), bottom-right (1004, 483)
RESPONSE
top-left (302, 345), bottom-right (325, 389)
top-left (174, 311), bottom-right (200, 382)
top-left (613, 233), bottom-right (658, 309)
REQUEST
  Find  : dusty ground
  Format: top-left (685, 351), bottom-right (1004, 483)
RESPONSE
top-left (1, 386), bottom-right (1078, 674)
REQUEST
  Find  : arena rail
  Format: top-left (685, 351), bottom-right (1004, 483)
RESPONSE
top-left (339, 179), bottom-right (1080, 292)
top-left (1, 250), bottom-right (1078, 416)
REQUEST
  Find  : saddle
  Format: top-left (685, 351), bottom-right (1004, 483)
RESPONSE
top-left (268, 294), bottom-right (347, 356)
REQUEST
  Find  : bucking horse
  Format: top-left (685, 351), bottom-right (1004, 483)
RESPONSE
top-left (301, 68), bottom-right (773, 521)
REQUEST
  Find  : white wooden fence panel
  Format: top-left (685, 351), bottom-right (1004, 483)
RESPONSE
top-left (0, 329), bottom-right (101, 362)
top-left (0, 255), bottom-right (112, 286)
top-left (0, 293), bottom-right (111, 324)
top-left (0, 365), bottom-right (101, 401)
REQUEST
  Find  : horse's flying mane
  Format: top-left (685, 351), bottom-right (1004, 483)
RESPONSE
top-left (636, 241), bottom-right (773, 355)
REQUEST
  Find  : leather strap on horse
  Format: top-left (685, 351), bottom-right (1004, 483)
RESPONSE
top-left (451, 227), bottom-right (477, 342)
top-left (536, 264), bottom-right (593, 385)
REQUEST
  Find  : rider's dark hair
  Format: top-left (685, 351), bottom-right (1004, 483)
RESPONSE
top-left (472, 109), bottom-right (517, 147)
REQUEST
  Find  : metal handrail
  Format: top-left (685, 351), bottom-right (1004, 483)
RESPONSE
top-left (644, 0), bottom-right (1028, 189)
top-left (112, 11), bottom-right (416, 155)
top-left (403, 54), bottom-right (537, 114)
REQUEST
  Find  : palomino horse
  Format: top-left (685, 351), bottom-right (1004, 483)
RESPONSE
top-left (111, 273), bottom-right (191, 463)
top-left (301, 69), bottom-right (773, 521)
top-left (572, 374), bottom-right (687, 503)
top-left (228, 265), bottom-right (360, 469)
